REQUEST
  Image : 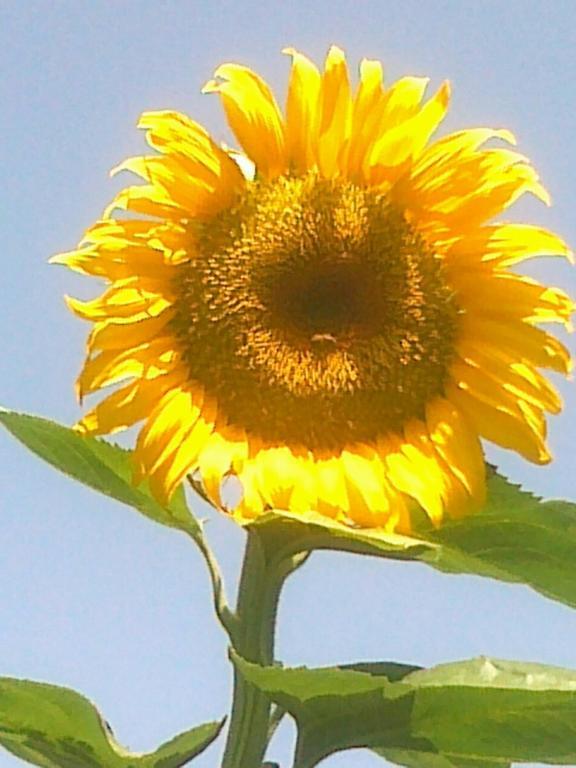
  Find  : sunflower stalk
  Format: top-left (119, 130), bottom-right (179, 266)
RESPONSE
top-left (221, 528), bottom-right (299, 768)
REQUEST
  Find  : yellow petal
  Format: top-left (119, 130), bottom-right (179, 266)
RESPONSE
top-left (113, 156), bottom-right (214, 211)
top-left (448, 224), bottom-right (573, 267)
top-left (76, 373), bottom-right (182, 436)
top-left (197, 428), bottom-right (248, 507)
top-left (380, 76), bottom-right (430, 126)
top-left (65, 285), bottom-right (170, 323)
top-left (254, 446), bottom-right (303, 510)
top-left (447, 382), bottom-right (550, 464)
top-left (203, 64), bottom-right (286, 179)
top-left (87, 311), bottom-right (173, 353)
top-left (317, 45), bottom-right (352, 178)
top-left (52, 243), bottom-right (173, 281)
top-left (105, 181), bottom-right (188, 221)
top-left (347, 58), bottom-right (386, 179)
top-left (456, 346), bottom-right (563, 414)
top-left (426, 397), bottom-right (486, 507)
top-left (402, 419), bottom-right (470, 523)
top-left (138, 110), bottom-right (244, 193)
top-left (381, 433), bottom-right (444, 526)
top-left (235, 462), bottom-right (266, 520)
top-left (288, 454), bottom-right (319, 514)
top-left (152, 399), bottom-right (218, 502)
top-left (283, 48), bottom-right (321, 174)
top-left (135, 386), bottom-right (203, 483)
top-left (368, 81), bottom-right (450, 175)
top-left (412, 127), bottom-right (516, 178)
top-left (401, 142), bottom-right (549, 226)
top-left (341, 448), bottom-right (393, 527)
top-left (314, 454), bottom-right (350, 516)
top-left (459, 315), bottom-right (572, 375)
top-left (77, 338), bottom-right (175, 399)
top-left (453, 272), bottom-right (574, 328)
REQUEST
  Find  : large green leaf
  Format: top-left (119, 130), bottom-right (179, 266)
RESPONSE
top-left (420, 472), bottom-right (576, 605)
top-left (233, 652), bottom-right (576, 768)
top-left (0, 677), bottom-right (222, 768)
top-left (0, 409), bottom-right (199, 535)
top-left (249, 470), bottom-right (576, 610)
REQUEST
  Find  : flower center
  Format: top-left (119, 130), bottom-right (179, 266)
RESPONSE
top-left (172, 174), bottom-right (458, 449)
top-left (261, 258), bottom-right (386, 340)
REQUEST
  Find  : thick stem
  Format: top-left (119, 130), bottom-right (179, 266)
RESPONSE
top-left (221, 529), bottom-right (284, 768)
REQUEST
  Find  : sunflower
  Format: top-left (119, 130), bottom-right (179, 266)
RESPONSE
top-left (54, 46), bottom-right (573, 533)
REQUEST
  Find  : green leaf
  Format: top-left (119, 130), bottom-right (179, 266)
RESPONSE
top-left (136, 721), bottom-right (225, 768)
top-left (0, 677), bottom-right (223, 768)
top-left (0, 409), bottom-right (199, 535)
top-left (232, 653), bottom-right (428, 768)
top-left (248, 469), bottom-right (576, 611)
top-left (233, 652), bottom-right (576, 768)
top-left (418, 470), bottom-right (576, 608)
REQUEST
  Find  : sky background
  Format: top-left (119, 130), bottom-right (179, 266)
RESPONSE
top-left (2, 1), bottom-right (576, 766)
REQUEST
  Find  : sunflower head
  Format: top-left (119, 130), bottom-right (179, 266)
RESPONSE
top-left (54, 46), bottom-right (574, 534)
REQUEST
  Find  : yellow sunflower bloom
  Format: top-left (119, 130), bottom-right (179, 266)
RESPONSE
top-left (54, 47), bottom-right (574, 533)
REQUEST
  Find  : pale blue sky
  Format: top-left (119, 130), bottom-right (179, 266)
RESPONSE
top-left (2, 2), bottom-right (576, 767)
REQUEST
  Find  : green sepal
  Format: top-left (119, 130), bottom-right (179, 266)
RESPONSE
top-left (245, 508), bottom-right (432, 564)
top-left (0, 676), bottom-right (223, 768)
top-left (0, 409), bottom-right (199, 535)
top-left (248, 468), bottom-right (576, 610)
top-left (233, 651), bottom-right (576, 768)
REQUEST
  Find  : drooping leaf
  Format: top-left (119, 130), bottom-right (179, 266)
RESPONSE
top-left (0, 409), bottom-right (199, 535)
top-left (248, 470), bottom-right (576, 610)
top-left (233, 652), bottom-right (576, 768)
top-left (0, 677), bottom-right (222, 768)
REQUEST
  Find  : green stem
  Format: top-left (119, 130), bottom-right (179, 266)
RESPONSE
top-left (221, 529), bottom-right (288, 768)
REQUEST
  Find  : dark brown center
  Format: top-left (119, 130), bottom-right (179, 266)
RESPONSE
top-left (171, 174), bottom-right (458, 448)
